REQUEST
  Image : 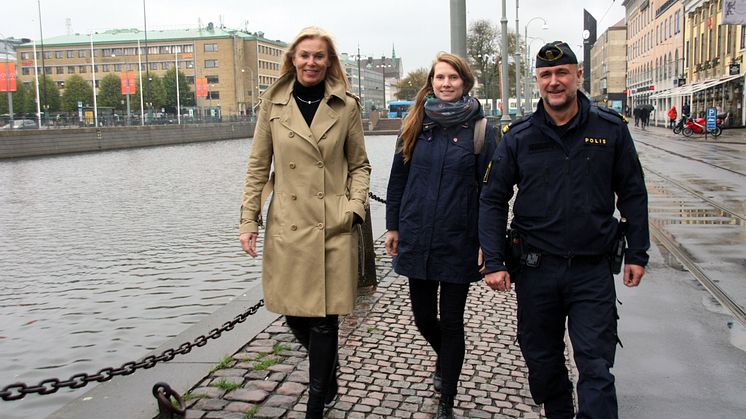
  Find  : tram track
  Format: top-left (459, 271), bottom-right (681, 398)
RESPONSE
top-left (636, 139), bottom-right (746, 178)
top-left (640, 163), bottom-right (746, 326)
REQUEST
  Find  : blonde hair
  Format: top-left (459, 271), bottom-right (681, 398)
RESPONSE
top-left (280, 26), bottom-right (349, 90)
top-left (399, 53), bottom-right (476, 162)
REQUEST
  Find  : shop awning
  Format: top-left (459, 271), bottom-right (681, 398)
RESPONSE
top-left (649, 74), bottom-right (743, 99)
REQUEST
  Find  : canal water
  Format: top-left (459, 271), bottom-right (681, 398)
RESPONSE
top-left (0, 135), bottom-right (397, 419)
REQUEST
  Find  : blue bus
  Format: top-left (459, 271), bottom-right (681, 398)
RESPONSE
top-left (388, 100), bottom-right (415, 118)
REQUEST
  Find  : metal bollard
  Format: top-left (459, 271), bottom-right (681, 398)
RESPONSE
top-left (357, 204), bottom-right (378, 288)
top-left (152, 382), bottom-right (186, 419)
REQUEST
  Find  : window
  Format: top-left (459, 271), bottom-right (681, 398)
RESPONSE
top-left (159, 46), bottom-right (171, 54)
top-left (55, 51), bottom-right (63, 59)
top-left (162, 62), bottom-right (170, 70)
top-left (101, 64), bottom-right (109, 72)
top-left (43, 51), bottom-right (52, 59)
top-left (208, 91), bottom-right (220, 99)
top-left (56, 67), bottom-right (64, 74)
top-left (206, 75), bottom-right (219, 84)
top-left (114, 64), bottom-right (122, 71)
top-left (741, 25), bottom-right (746, 49)
top-left (102, 48), bottom-right (112, 56)
top-left (79, 50), bottom-right (86, 58)
top-left (204, 43), bottom-right (218, 52)
top-left (185, 60), bottom-right (194, 69)
top-left (186, 75), bottom-right (195, 84)
top-left (68, 66), bottom-right (76, 73)
top-left (718, 26), bottom-right (722, 57)
top-left (205, 59), bottom-right (218, 68)
top-left (21, 52), bottom-right (30, 59)
top-left (125, 47), bottom-right (136, 56)
top-left (79, 65), bottom-right (87, 73)
top-left (183, 44), bottom-right (194, 53)
top-left (22, 68), bottom-right (30, 75)
top-left (150, 62), bottom-right (159, 70)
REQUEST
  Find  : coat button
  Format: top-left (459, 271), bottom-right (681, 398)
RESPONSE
top-left (452, 137), bottom-right (459, 143)
top-left (316, 192), bottom-right (324, 199)
top-left (290, 194), bottom-right (297, 200)
top-left (288, 132), bottom-right (295, 138)
top-left (317, 223), bottom-right (324, 230)
top-left (290, 224), bottom-right (297, 231)
top-left (289, 162), bottom-right (296, 169)
top-left (316, 161), bottom-right (324, 168)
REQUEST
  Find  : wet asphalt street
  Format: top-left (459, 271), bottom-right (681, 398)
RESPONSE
top-left (614, 125), bottom-right (746, 418)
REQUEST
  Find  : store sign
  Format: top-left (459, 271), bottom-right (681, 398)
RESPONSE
top-left (730, 63), bottom-right (741, 75)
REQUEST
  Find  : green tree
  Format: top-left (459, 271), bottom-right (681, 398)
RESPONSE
top-left (98, 74), bottom-right (124, 110)
top-left (0, 83), bottom-right (31, 115)
top-left (61, 74), bottom-right (93, 112)
top-left (132, 72), bottom-right (166, 113)
top-left (162, 67), bottom-right (194, 113)
top-left (28, 75), bottom-right (61, 114)
top-left (395, 68), bottom-right (429, 101)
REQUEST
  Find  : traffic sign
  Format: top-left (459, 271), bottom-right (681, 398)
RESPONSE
top-left (706, 107), bottom-right (717, 131)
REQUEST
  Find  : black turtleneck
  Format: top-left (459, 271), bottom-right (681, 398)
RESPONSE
top-left (293, 80), bottom-right (325, 126)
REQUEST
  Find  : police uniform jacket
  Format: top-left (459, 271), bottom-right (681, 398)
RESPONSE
top-left (240, 73), bottom-right (371, 317)
top-left (386, 113), bottom-right (497, 283)
top-left (479, 93), bottom-right (649, 273)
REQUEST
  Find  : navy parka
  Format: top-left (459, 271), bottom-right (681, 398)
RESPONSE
top-left (386, 115), bottom-right (497, 284)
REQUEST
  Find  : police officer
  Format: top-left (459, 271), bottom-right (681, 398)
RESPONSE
top-left (479, 41), bottom-right (649, 419)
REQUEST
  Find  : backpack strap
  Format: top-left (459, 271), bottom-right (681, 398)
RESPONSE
top-left (473, 117), bottom-right (488, 155)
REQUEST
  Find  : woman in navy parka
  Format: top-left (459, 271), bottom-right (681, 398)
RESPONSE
top-left (384, 52), bottom-right (496, 419)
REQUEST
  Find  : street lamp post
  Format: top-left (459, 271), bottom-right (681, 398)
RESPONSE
top-left (515, 1), bottom-right (521, 117)
top-left (377, 58), bottom-right (391, 114)
top-left (524, 18), bottom-right (548, 114)
top-left (499, 0), bottom-right (511, 128)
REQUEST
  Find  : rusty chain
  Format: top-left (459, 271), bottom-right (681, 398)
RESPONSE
top-left (0, 299), bottom-right (265, 402)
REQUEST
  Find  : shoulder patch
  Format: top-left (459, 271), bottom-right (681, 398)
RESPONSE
top-left (595, 106), bottom-right (628, 125)
top-left (501, 115), bottom-right (531, 137)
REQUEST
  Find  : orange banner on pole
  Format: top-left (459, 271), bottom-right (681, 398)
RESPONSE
top-left (196, 77), bottom-right (208, 97)
top-left (0, 63), bottom-right (17, 92)
top-left (121, 71), bottom-right (136, 95)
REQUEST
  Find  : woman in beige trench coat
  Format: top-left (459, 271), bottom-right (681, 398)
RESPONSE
top-left (239, 27), bottom-right (370, 418)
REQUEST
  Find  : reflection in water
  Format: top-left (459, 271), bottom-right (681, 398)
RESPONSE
top-left (0, 136), bottom-right (398, 419)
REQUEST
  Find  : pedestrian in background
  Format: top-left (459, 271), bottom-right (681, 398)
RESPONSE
top-left (479, 41), bottom-right (649, 419)
top-left (668, 105), bottom-right (677, 128)
top-left (239, 26), bottom-right (371, 419)
top-left (385, 52), bottom-right (497, 419)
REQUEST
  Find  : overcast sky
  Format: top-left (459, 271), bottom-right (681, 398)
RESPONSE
top-left (3, 0), bottom-right (625, 74)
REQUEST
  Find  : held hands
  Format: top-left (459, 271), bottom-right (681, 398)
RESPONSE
top-left (623, 264), bottom-right (645, 287)
top-left (240, 232), bottom-right (259, 258)
top-left (485, 270), bottom-right (511, 292)
top-left (384, 230), bottom-right (399, 256)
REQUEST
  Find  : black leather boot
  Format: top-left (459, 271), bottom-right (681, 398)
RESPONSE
top-left (432, 359), bottom-right (442, 392)
top-left (306, 316), bottom-right (338, 417)
top-left (436, 394), bottom-right (455, 419)
top-left (324, 355), bottom-right (339, 407)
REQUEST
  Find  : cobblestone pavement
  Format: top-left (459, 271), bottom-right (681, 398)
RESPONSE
top-left (183, 239), bottom-right (545, 419)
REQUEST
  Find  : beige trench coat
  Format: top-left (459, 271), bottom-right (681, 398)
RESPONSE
top-left (240, 74), bottom-right (371, 317)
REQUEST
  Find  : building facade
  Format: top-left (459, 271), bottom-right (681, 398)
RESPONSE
top-left (14, 24), bottom-right (286, 117)
top-left (590, 18), bottom-right (628, 113)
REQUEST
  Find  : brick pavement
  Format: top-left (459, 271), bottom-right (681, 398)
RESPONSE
top-left (182, 239), bottom-right (545, 419)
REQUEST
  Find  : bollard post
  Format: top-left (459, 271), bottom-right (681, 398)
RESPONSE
top-left (152, 382), bottom-right (186, 419)
top-left (357, 204), bottom-right (377, 288)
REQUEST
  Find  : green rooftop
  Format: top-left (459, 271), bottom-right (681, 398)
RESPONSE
top-left (20, 26), bottom-right (287, 48)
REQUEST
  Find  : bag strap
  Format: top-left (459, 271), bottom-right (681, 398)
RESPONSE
top-left (473, 118), bottom-right (488, 155)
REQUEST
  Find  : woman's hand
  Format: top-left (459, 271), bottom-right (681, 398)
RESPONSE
top-left (240, 232), bottom-right (258, 258)
top-left (384, 230), bottom-right (399, 256)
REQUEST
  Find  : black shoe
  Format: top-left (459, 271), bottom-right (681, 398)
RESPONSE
top-left (436, 394), bottom-right (455, 419)
top-left (433, 364), bottom-right (442, 392)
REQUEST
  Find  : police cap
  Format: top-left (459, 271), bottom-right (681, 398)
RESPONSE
top-left (536, 41), bottom-right (578, 68)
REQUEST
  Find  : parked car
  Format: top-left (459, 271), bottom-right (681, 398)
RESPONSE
top-left (1, 119), bottom-right (38, 130)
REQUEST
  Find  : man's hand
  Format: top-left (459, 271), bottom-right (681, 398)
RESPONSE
top-left (623, 264), bottom-right (645, 287)
top-left (484, 270), bottom-right (511, 292)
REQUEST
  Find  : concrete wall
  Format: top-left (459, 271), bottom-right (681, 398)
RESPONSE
top-left (0, 123), bottom-right (255, 159)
